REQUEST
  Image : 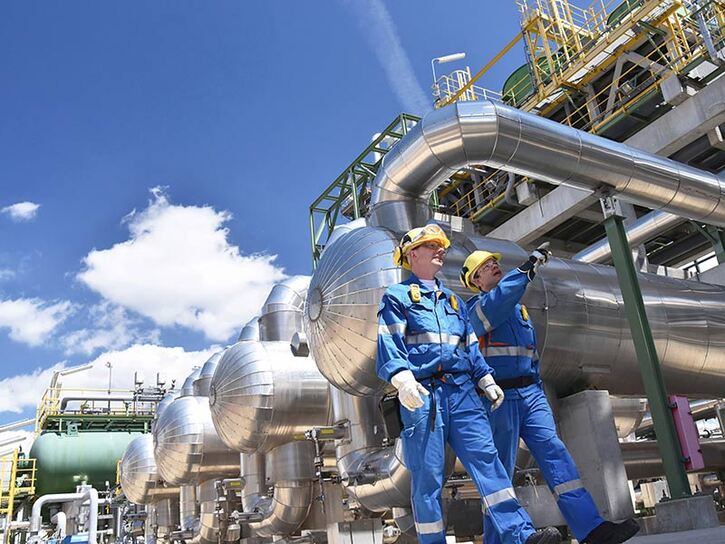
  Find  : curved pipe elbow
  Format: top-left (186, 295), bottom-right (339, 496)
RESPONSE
top-left (369, 99), bottom-right (725, 230)
top-left (244, 481), bottom-right (313, 538)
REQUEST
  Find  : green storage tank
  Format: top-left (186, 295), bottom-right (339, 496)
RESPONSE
top-left (502, 57), bottom-right (559, 108)
top-left (30, 432), bottom-right (142, 495)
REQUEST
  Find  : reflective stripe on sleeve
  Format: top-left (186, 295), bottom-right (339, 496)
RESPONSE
top-left (467, 332), bottom-right (478, 346)
top-left (378, 323), bottom-right (406, 336)
top-left (415, 519), bottom-right (445, 535)
top-left (475, 304), bottom-right (494, 333)
top-left (405, 332), bottom-right (461, 346)
top-left (481, 487), bottom-right (517, 512)
top-left (553, 479), bottom-right (584, 499)
top-left (481, 345), bottom-right (537, 358)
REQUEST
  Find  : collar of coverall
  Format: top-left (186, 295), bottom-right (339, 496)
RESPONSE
top-left (407, 272), bottom-right (449, 297)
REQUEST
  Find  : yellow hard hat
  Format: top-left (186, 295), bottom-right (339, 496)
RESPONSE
top-left (392, 224), bottom-right (451, 271)
top-left (460, 250), bottom-right (502, 292)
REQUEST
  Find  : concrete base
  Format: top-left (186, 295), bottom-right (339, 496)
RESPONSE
top-left (653, 495), bottom-right (719, 533)
top-left (628, 526), bottom-right (725, 543)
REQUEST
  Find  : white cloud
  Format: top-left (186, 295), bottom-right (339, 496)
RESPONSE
top-left (60, 302), bottom-right (161, 356)
top-left (341, 0), bottom-right (430, 114)
top-left (0, 298), bottom-right (73, 346)
top-left (0, 344), bottom-right (219, 415)
top-left (77, 187), bottom-right (287, 341)
top-left (0, 269), bottom-right (14, 281)
top-left (1, 202), bottom-right (40, 222)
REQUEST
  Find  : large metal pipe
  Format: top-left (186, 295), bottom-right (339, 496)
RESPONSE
top-left (307, 224), bottom-right (725, 398)
top-left (367, 100), bottom-right (725, 232)
top-left (621, 439), bottom-right (725, 480)
top-left (573, 210), bottom-right (684, 263)
top-left (239, 442), bottom-right (315, 538)
top-left (30, 487), bottom-right (98, 543)
top-left (209, 340), bottom-right (330, 454)
top-left (257, 276), bottom-right (310, 343)
top-left (120, 435), bottom-right (179, 504)
top-left (329, 385), bottom-right (410, 511)
top-left (154, 364), bottom-right (239, 486)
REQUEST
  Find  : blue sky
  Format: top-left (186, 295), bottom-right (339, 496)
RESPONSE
top-left (0, 1), bottom-right (526, 431)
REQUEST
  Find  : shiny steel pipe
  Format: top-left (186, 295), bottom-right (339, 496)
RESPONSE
top-left (621, 439), bottom-right (725, 480)
top-left (120, 435), bottom-right (179, 504)
top-left (237, 316), bottom-right (260, 342)
top-left (153, 395), bottom-right (240, 485)
top-left (258, 277), bottom-right (310, 343)
top-left (573, 210), bottom-right (684, 263)
top-left (308, 225), bottom-right (725, 397)
top-left (197, 480), bottom-right (223, 544)
top-left (181, 368), bottom-right (201, 397)
top-left (239, 442), bottom-right (315, 538)
top-left (178, 485), bottom-right (198, 533)
top-left (193, 352), bottom-right (224, 397)
top-left (154, 498), bottom-right (180, 540)
top-left (329, 385), bottom-right (410, 511)
top-left (144, 504), bottom-right (157, 544)
top-left (30, 488), bottom-right (98, 544)
top-left (368, 100), bottom-right (725, 231)
top-left (209, 340), bottom-right (330, 454)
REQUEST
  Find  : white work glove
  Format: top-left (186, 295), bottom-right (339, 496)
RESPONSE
top-left (478, 374), bottom-right (505, 411)
top-left (391, 370), bottom-right (429, 411)
top-left (519, 242), bottom-right (551, 279)
top-left (530, 241), bottom-right (551, 273)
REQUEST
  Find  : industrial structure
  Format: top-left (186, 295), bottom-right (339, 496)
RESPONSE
top-left (2, 0), bottom-right (725, 543)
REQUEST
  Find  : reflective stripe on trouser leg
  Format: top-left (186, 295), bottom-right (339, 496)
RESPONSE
top-left (483, 399), bottom-right (521, 544)
top-left (400, 388), bottom-right (447, 544)
top-left (444, 380), bottom-right (535, 544)
top-left (520, 386), bottom-right (605, 541)
top-left (482, 487), bottom-right (516, 512)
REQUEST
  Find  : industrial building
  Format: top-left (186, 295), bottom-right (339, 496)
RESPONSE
top-left (1, 0), bottom-right (725, 543)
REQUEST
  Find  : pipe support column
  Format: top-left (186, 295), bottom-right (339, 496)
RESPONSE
top-left (603, 212), bottom-right (690, 498)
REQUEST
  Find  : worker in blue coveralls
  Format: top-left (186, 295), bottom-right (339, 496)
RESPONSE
top-left (377, 223), bottom-right (562, 544)
top-left (461, 246), bottom-right (640, 544)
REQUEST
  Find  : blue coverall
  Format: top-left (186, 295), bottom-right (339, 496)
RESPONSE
top-left (467, 269), bottom-right (605, 543)
top-left (377, 273), bottom-right (536, 544)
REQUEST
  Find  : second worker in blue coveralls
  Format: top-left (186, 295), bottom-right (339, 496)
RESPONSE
top-left (377, 223), bottom-right (562, 544)
top-left (461, 245), bottom-right (640, 544)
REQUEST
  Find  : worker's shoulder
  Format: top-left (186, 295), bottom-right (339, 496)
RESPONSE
top-left (382, 281), bottom-right (414, 300)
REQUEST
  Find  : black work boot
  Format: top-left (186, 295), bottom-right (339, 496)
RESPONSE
top-left (525, 526), bottom-right (562, 544)
top-left (583, 519), bottom-right (640, 544)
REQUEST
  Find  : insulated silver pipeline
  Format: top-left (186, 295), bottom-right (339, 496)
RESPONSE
top-left (621, 439), bottom-right (725, 480)
top-left (30, 488), bottom-right (98, 544)
top-left (368, 100), bottom-right (725, 231)
top-left (307, 225), bottom-right (725, 398)
top-left (144, 504), bottom-right (157, 544)
top-left (193, 352), bottom-right (224, 397)
top-left (209, 341), bottom-right (330, 454)
top-left (238, 316), bottom-right (260, 342)
top-left (179, 485), bottom-right (198, 533)
top-left (155, 497), bottom-right (180, 541)
top-left (329, 385), bottom-right (410, 511)
top-left (210, 276), bottom-right (329, 453)
top-left (258, 276), bottom-right (310, 343)
top-left (120, 435), bottom-right (179, 504)
top-left (573, 210), bottom-right (683, 263)
top-left (239, 442), bottom-right (315, 538)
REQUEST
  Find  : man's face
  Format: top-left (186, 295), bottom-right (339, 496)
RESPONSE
top-left (471, 257), bottom-right (503, 292)
top-left (408, 241), bottom-right (447, 279)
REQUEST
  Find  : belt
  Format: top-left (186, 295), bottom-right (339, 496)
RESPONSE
top-left (426, 372), bottom-right (462, 432)
top-left (497, 376), bottom-right (538, 390)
